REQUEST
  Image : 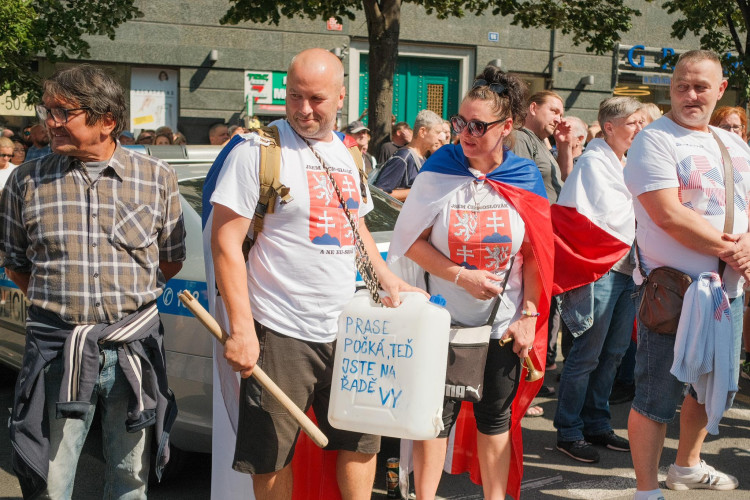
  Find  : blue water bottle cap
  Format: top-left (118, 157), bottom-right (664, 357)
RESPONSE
top-left (429, 294), bottom-right (447, 307)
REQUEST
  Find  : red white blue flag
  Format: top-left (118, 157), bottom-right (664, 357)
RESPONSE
top-left (551, 139), bottom-right (635, 295)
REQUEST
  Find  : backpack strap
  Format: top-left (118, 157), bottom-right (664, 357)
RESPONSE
top-left (248, 127), bottom-right (368, 250)
top-left (252, 125), bottom-right (292, 235)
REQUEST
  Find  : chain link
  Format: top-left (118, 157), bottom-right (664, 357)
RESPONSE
top-left (299, 135), bottom-right (382, 305)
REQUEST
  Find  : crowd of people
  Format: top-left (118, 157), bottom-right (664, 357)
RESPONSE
top-left (2, 47), bottom-right (749, 500)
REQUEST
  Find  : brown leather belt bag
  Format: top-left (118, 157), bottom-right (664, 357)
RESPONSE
top-left (638, 266), bottom-right (693, 335)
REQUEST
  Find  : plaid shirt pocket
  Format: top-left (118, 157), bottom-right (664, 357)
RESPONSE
top-left (111, 200), bottom-right (158, 250)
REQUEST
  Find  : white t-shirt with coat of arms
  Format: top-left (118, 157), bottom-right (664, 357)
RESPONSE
top-left (427, 177), bottom-right (526, 338)
top-left (210, 120), bottom-right (373, 342)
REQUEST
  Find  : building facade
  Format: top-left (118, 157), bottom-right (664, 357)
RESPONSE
top-left (1, 1), bottom-right (738, 143)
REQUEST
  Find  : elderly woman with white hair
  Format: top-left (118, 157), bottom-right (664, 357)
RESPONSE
top-left (550, 96), bottom-right (644, 463)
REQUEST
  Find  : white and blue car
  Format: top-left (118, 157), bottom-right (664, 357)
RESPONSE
top-left (0, 144), bottom-right (400, 460)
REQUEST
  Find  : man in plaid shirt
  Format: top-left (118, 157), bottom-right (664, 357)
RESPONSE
top-left (0, 64), bottom-right (186, 499)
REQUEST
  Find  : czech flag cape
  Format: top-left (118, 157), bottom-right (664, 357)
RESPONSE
top-left (386, 144), bottom-right (553, 500)
top-left (551, 138), bottom-right (635, 295)
top-left (202, 128), bottom-right (349, 500)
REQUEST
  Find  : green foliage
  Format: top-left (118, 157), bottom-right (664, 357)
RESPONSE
top-left (220, 0), bottom-right (645, 151)
top-left (222, 0), bottom-right (641, 54)
top-left (1, 0), bottom-right (143, 103)
top-left (507, 0), bottom-right (641, 54)
top-left (662, 0), bottom-right (750, 103)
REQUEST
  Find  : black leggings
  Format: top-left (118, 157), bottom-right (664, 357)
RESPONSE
top-left (438, 338), bottom-right (522, 437)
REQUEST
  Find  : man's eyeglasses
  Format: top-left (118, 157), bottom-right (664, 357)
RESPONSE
top-left (718, 124), bottom-right (744, 132)
top-left (36, 105), bottom-right (90, 124)
top-left (450, 115), bottom-right (507, 138)
top-left (0, 154), bottom-right (13, 159)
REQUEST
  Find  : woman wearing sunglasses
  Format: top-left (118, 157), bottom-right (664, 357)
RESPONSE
top-left (0, 137), bottom-right (18, 189)
top-left (387, 66), bottom-right (553, 500)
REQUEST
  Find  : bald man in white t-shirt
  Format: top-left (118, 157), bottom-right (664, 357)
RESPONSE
top-left (209, 48), bottom-right (419, 500)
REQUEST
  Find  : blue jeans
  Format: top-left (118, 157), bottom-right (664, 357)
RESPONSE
top-left (42, 347), bottom-right (151, 500)
top-left (554, 271), bottom-right (636, 442)
top-left (631, 287), bottom-right (743, 423)
top-left (615, 339), bottom-right (637, 385)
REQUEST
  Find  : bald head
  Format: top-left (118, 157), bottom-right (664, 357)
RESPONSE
top-left (286, 48), bottom-right (346, 141)
top-left (30, 124), bottom-right (50, 147)
top-left (288, 48), bottom-right (344, 87)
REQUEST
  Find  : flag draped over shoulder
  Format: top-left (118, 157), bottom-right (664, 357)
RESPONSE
top-left (387, 144), bottom-right (553, 500)
top-left (201, 132), bottom-right (342, 500)
top-left (551, 138), bottom-right (635, 296)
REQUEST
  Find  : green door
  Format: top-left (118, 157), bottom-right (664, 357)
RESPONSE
top-left (359, 55), bottom-right (459, 126)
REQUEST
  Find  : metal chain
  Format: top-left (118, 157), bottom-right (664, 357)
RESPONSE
top-left (299, 136), bottom-right (382, 304)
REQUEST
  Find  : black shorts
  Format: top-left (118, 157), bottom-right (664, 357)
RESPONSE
top-left (437, 339), bottom-right (521, 438)
top-left (233, 322), bottom-right (381, 475)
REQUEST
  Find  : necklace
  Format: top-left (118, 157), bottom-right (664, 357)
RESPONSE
top-left (471, 179), bottom-right (493, 212)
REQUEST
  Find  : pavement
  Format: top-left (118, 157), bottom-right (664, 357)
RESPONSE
top-left (1, 362), bottom-right (749, 499)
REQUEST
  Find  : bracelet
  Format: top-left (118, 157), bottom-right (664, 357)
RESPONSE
top-left (521, 309), bottom-right (540, 317)
top-left (454, 267), bottom-right (464, 285)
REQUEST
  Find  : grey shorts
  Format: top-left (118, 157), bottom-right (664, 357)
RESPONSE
top-left (233, 322), bottom-right (381, 475)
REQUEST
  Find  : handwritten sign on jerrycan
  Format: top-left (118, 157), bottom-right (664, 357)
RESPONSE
top-left (329, 290), bottom-right (451, 440)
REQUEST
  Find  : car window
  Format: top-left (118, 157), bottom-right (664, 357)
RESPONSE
top-left (177, 177), bottom-right (401, 232)
top-left (179, 178), bottom-right (204, 216)
top-left (365, 187), bottom-right (401, 232)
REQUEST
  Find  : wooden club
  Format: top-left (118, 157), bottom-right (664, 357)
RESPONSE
top-left (178, 291), bottom-right (329, 448)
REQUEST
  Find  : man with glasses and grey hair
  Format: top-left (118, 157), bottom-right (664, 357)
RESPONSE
top-left (1, 64), bottom-right (186, 499)
top-left (564, 115), bottom-right (588, 162)
top-left (373, 109), bottom-right (444, 201)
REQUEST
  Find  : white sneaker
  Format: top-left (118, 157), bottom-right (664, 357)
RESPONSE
top-left (666, 460), bottom-right (739, 491)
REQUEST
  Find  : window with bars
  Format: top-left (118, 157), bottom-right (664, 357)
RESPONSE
top-left (426, 84), bottom-right (444, 116)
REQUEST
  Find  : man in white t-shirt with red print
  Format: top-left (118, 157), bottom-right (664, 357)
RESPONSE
top-left (209, 48), bottom-right (418, 500)
top-left (624, 50), bottom-right (750, 500)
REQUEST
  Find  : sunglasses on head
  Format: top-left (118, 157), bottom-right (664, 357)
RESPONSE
top-left (450, 115), bottom-right (507, 138)
top-left (472, 79), bottom-right (507, 97)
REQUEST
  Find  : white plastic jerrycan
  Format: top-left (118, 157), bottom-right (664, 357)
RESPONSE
top-left (328, 290), bottom-right (451, 440)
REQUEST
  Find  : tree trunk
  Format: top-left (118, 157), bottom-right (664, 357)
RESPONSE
top-left (363, 0), bottom-right (401, 159)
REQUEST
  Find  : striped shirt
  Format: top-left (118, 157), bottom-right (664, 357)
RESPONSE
top-left (0, 145), bottom-right (186, 324)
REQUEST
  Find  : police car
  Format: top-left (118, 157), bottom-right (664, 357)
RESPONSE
top-left (0, 144), bottom-right (401, 458)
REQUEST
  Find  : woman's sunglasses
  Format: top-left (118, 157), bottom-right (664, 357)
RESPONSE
top-left (450, 115), bottom-right (507, 138)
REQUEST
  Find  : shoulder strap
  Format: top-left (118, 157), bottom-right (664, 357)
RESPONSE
top-left (710, 129), bottom-right (735, 278)
top-left (251, 125), bottom-right (292, 235)
top-left (250, 127), bottom-right (368, 239)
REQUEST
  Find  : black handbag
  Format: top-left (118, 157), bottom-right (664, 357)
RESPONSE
top-left (426, 257), bottom-right (514, 402)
